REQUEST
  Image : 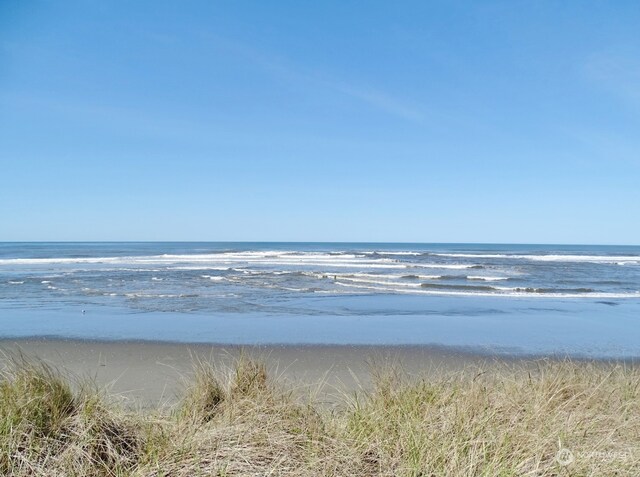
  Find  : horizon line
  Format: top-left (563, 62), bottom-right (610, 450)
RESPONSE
top-left (1, 240), bottom-right (639, 247)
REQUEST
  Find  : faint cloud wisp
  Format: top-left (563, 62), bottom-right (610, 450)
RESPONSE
top-left (200, 32), bottom-right (424, 123)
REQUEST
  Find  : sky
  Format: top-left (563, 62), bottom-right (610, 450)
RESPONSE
top-left (1, 1), bottom-right (639, 244)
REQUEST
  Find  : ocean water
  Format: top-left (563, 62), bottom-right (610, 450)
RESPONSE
top-left (1, 242), bottom-right (639, 356)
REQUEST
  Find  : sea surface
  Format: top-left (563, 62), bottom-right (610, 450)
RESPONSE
top-left (1, 242), bottom-right (639, 357)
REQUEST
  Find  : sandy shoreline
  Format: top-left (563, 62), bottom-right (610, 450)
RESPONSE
top-left (0, 338), bottom-right (499, 406)
top-left (1, 338), bottom-right (636, 407)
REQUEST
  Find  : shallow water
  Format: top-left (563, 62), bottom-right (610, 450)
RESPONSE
top-left (1, 242), bottom-right (639, 357)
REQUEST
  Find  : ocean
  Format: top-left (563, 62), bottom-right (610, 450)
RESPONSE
top-left (1, 242), bottom-right (639, 357)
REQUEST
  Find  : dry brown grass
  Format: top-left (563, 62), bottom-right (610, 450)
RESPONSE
top-left (1, 354), bottom-right (639, 476)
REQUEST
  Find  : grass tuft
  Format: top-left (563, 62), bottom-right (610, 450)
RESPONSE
top-left (179, 358), bottom-right (225, 423)
top-left (0, 356), bottom-right (76, 438)
top-left (229, 354), bottom-right (268, 398)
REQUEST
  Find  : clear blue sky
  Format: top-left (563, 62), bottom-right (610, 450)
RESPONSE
top-left (1, 1), bottom-right (639, 244)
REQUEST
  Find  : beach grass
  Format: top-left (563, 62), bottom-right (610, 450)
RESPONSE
top-left (1, 354), bottom-right (639, 476)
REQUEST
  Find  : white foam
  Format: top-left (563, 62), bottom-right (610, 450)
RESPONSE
top-left (337, 276), bottom-right (422, 288)
top-left (335, 272), bottom-right (405, 279)
top-left (336, 281), bottom-right (640, 298)
top-left (0, 251), bottom-right (395, 267)
top-left (411, 264), bottom-right (479, 270)
top-left (0, 257), bottom-right (124, 265)
top-left (125, 293), bottom-right (186, 298)
top-left (432, 253), bottom-right (640, 264)
top-left (7, 281), bottom-right (24, 284)
top-left (169, 266), bottom-right (231, 270)
top-left (255, 261), bottom-right (405, 268)
top-left (467, 276), bottom-right (509, 281)
top-left (278, 286), bottom-right (315, 292)
top-left (370, 251), bottom-right (423, 256)
top-left (311, 272), bottom-right (441, 281)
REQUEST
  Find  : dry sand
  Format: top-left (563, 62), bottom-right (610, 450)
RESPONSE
top-left (2, 338), bottom-right (633, 408)
top-left (0, 338), bottom-right (511, 407)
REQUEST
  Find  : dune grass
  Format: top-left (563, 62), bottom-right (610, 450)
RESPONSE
top-left (1, 354), bottom-right (639, 476)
